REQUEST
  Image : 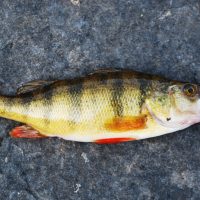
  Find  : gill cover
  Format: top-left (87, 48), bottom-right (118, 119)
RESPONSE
top-left (146, 83), bottom-right (200, 129)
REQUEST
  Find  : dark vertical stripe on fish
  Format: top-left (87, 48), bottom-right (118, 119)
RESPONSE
top-left (19, 92), bottom-right (34, 121)
top-left (138, 78), bottom-right (149, 112)
top-left (20, 93), bottom-right (34, 105)
top-left (0, 96), bottom-right (12, 115)
top-left (86, 78), bottom-right (98, 107)
top-left (42, 84), bottom-right (54, 126)
top-left (3, 96), bottom-right (15, 114)
top-left (68, 80), bottom-right (83, 119)
top-left (98, 73), bottom-right (109, 85)
top-left (111, 74), bottom-right (124, 117)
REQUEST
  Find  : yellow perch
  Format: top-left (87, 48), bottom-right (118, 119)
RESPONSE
top-left (0, 69), bottom-right (199, 144)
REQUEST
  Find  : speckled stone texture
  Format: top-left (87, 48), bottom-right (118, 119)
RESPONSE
top-left (0, 0), bottom-right (200, 199)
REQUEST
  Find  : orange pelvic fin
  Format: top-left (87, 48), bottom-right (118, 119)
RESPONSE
top-left (10, 125), bottom-right (46, 139)
top-left (105, 115), bottom-right (147, 132)
top-left (95, 137), bottom-right (136, 144)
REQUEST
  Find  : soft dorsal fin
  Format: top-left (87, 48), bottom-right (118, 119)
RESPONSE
top-left (88, 68), bottom-right (121, 76)
top-left (17, 80), bottom-right (55, 95)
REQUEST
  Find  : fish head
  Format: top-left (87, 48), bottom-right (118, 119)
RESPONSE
top-left (146, 82), bottom-right (200, 129)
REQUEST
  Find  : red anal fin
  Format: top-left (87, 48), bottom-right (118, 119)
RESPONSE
top-left (10, 125), bottom-right (46, 139)
top-left (95, 137), bottom-right (136, 144)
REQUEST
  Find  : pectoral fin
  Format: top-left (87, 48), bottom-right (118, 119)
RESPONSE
top-left (104, 115), bottom-right (147, 132)
top-left (10, 125), bottom-right (47, 138)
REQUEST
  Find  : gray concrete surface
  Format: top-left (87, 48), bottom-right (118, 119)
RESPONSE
top-left (0, 0), bottom-right (200, 199)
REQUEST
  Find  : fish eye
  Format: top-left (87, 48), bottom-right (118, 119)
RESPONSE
top-left (183, 84), bottom-right (197, 97)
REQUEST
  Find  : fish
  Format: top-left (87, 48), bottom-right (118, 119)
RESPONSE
top-left (0, 69), bottom-right (200, 144)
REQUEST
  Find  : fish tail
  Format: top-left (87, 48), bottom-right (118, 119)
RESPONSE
top-left (0, 95), bottom-right (11, 116)
top-left (0, 95), bottom-right (26, 123)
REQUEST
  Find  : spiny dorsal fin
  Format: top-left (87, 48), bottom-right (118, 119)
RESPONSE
top-left (17, 80), bottom-right (55, 95)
